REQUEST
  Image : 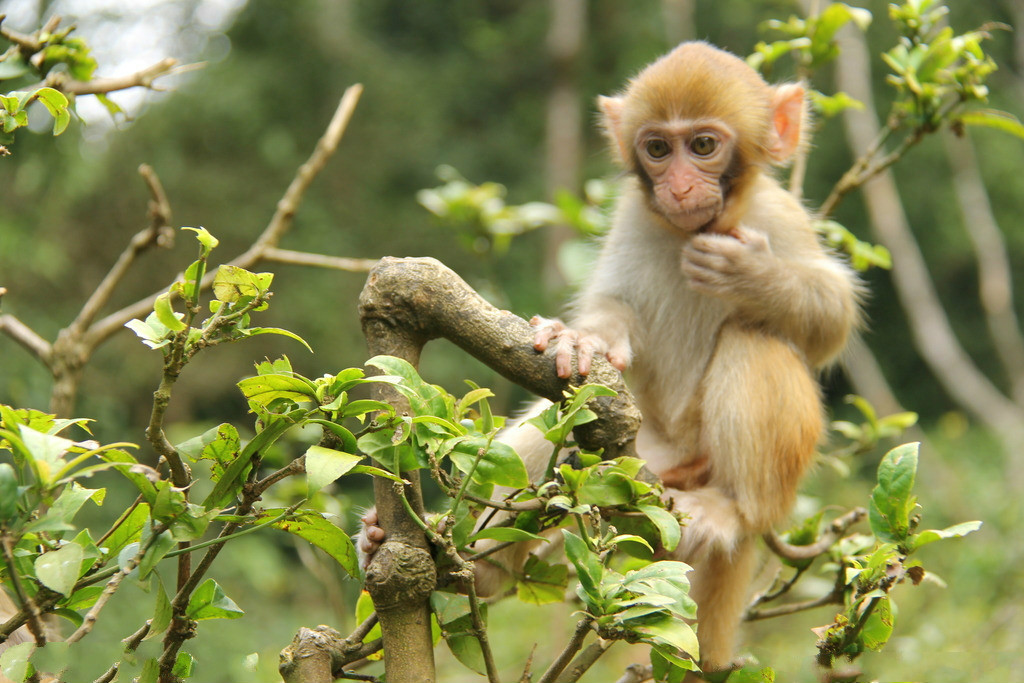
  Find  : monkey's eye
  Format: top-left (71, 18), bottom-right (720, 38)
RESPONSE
top-left (645, 138), bottom-right (671, 159)
top-left (691, 136), bottom-right (718, 156)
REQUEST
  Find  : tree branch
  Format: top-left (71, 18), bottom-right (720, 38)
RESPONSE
top-left (358, 256), bottom-right (641, 457)
top-left (46, 58), bottom-right (185, 96)
top-left (260, 248), bottom-right (378, 273)
top-left (762, 507), bottom-right (867, 563)
top-left (0, 314), bottom-right (52, 363)
top-left (943, 131), bottom-right (1024, 404)
top-left (75, 164), bottom-right (174, 340)
top-left (84, 83), bottom-right (364, 349)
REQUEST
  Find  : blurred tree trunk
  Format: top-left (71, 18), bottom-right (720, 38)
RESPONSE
top-left (543, 0), bottom-right (587, 293)
top-left (943, 132), bottom-right (1024, 405)
top-left (835, 28), bottom-right (1024, 483)
top-left (661, 0), bottom-right (695, 44)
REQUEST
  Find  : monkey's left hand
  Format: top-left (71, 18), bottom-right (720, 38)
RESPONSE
top-left (680, 227), bottom-right (774, 302)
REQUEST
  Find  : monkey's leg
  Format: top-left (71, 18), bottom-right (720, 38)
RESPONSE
top-left (698, 325), bottom-right (821, 533)
top-left (686, 535), bottom-right (757, 677)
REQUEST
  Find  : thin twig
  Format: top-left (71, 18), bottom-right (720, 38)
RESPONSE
top-left (0, 315), bottom-right (52, 363)
top-left (554, 638), bottom-right (613, 683)
top-left (261, 248), bottom-right (378, 273)
top-left (46, 58), bottom-right (184, 96)
top-left (74, 165), bottom-right (173, 336)
top-left (85, 83), bottom-right (364, 349)
top-left (537, 617), bottom-right (593, 683)
top-left (762, 507), bottom-right (867, 562)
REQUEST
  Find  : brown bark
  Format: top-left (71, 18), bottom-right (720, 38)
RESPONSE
top-left (353, 256), bottom-right (640, 683)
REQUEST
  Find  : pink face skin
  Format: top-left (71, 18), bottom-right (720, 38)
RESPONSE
top-left (634, 120), bottom-right (736, 232)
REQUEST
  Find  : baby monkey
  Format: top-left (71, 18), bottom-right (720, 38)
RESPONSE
top-left (363, 41), bottom-right (861, 676)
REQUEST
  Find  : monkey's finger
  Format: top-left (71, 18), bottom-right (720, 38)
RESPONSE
top-left (576, 336), bottom-right (606, 376)
top-left (531, 316), bottom-right (566, 351)
top-left (554, 333), bottom-right (579, 378)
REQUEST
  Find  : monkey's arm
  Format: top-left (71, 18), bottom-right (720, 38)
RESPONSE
top-left (682, 229), bottom-right (860, 367)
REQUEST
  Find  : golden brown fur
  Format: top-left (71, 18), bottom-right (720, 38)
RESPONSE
top-left (486, 42), bottom-right (861, 675)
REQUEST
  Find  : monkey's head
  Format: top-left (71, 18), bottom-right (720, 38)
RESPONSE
top-left (598, 41), bottom-right (805, 234)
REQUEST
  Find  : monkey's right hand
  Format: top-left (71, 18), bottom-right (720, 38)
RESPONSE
top-left (530, 316), bottom-right (628, 379)
top-left (357, 508), bottom-right (386, 570)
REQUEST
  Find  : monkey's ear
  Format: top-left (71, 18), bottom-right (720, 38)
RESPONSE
top-left (598, 95), bottom-right (630, 163)
top-left (767, 84), bottom-right (806, 163)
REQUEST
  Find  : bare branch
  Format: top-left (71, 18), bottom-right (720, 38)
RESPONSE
top-left (763, 507), bottom-right (867, 562)
top-left (0, 314), bottom-right (52, 363)
top-left (358, 257), bottom-right (641, 458)
top-left (74, 165), bottom-right (173, 338)
top-left (85, 83), bottom-right (365, 349)
top-left (46, 58), bottom-right (183, 96)
top-left (261, 248), bottom-right (378, 273)
top-left (944, 131), bottom-right (1024, 404)
top-left (537, 618), bottom-right (594, 683)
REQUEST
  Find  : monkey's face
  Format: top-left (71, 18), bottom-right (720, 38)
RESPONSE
top-left (633, 120), bottom-right (736, 233)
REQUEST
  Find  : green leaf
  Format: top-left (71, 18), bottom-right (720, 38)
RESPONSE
top-left (202, 410), bottom-right (306, 509)
top-left (562, 530), bottom-right (603, 605)
top-left (99, 448), bottom-right (157, 504)
top-left (185, 578), bottom-right (244, 620)
top-left (240, 326), bottom-right (313, 352)
top-left (138, 529), bottom-right (176, 579)
top-left (271, 510), bottom-right (360, 578)
top-left (305, 445), bottom-right (363, 495)
top-left (153, 291), bottom-right (187, 332)
top-left (33, 87), bottom-right (68, 116)
top-left (125, 313), bottom-right (174, 350)
top-left (516, 555), bottom-right (568, 604)
top-left (959, 109), bottom-right (1024, 139)
top-left (0, 463), bottom-right (19, 524)
top-left (0, 642), bottom-right (34, 683)
top-left (148, 575), bottom-right (173, 639)
top-left (101, 503), bottom-right (151, 557)
top-left (34, 541), bottom-right (84, 596)
top-left (637, 505), bottom-right (681, 552)
top-left (468, 527), bottom-right (546, 544)
top-left (181, 226), bottom-right (219, 254)
top-left (213, 264), bottom-right (272, 302)
top-left (859, 597), bottom-right (894, 651)
top-left (448, 437), bottom-right (529, 488)
top-left (870, 443), bottom-right (919, 544)
top-left (237, 374), bottom-right (318, 407)
top-left (49, 482), bottom-right (103, 525)
top-left (172, 651), bottom-right (195, 678)
top-left (911, 520), bottom-right (982, 550)
top-left (632, 613), bottom-right (700, 660)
